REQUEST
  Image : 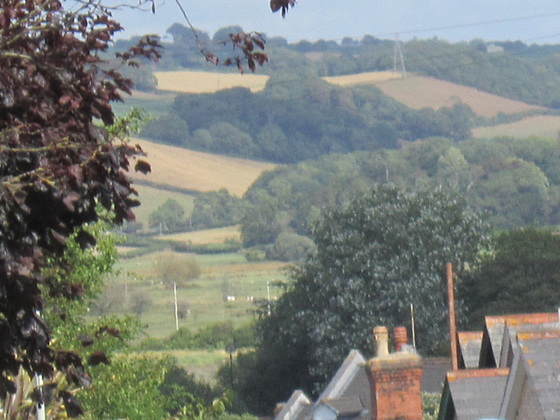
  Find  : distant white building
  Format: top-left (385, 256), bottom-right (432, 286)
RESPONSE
top-left (487, 44), bottom-right (504, 53)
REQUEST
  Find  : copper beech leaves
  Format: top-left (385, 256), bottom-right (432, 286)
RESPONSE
top-left (203, 31), bottom-right (269, 74)
top-left (270, 0), bottom-right (297, 17)
top-left (0, 0), bottom-right (160, 416)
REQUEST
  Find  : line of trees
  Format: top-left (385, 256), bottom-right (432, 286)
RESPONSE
top-left (141, 80), bottom-right (477, 163)
top-left (241, 135), bottom-right (560, 248)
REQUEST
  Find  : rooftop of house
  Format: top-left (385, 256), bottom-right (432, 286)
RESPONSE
top-left (457, 331), bottom-right (483, 369)
top-left (442, 368), bottom-right (510, 420)
top-left (275, 325), bottom-right (442, 420)
top-left (440, 311), bottom-right (560, 420)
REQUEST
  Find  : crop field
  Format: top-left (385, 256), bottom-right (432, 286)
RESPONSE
top-left (154, 71), bottom-right (269, 94)
top-left (326, 73), bottom-right (543, 117)
top-left (129, 138), bottom-right (277, 196)
top-left (472, 115), bottom-right (560, 139)
top-left (157, 225), bottom-right (241, 245)
top-left (323, 71), bottom-right (402, 85)
top-left (109, 251), bottom-right (289, 338)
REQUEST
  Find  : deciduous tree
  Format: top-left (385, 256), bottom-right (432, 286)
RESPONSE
top-left (463, 227), bottom-right (560, 327)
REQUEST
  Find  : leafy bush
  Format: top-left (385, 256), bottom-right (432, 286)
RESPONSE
top-left (153, 251), bottom-right (201, 287)
top-left (265, 232), bottom-right (315, 262)
top-left (141, 322), bottom-right (257, 351)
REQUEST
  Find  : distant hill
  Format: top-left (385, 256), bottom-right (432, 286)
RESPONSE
top-left (152, 70), bottom-right (543, 118)
top-left (324, 73), bottom-right (543, 118)
top-left (129, 138), bottom-right (277, 196)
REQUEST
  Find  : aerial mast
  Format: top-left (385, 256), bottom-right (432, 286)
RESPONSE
top-left (393, 33), bottom-right (407, 78)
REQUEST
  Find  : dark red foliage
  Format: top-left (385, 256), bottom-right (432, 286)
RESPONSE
top-left (270, 0), bottom-right (297, 17)
top-left (202, 31), bottom-right (268, 74)
top-left (0, 0), bottom-right (160, 415)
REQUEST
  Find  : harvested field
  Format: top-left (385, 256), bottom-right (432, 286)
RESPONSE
top-left (472, 115), bottom-right (560, 139)
top-left (324, 71), bottom-right (402, 85)
top-left (325, 72), bottom-right (543, 117)
top-left (154, 70), bottom-right (269, 93)
top-left (129, 139), bottom-right (277, 196)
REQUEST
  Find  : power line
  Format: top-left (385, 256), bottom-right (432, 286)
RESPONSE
top-left (374, 10), bottom-right (560, 39)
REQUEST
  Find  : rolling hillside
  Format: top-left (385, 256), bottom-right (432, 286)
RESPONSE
top-left (324, 72), bottom-right (543, 117)
top-left (129, 138), bottom-right (277, 196)
top-left (151, 70), bottom-right (544, 119)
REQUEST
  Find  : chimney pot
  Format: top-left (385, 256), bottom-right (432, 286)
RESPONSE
top-left (394, 326), bottom-right (408, 351)
top-left (374, 326), bottom-right (389, 358)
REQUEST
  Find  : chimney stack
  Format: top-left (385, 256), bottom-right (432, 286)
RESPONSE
top-left (367, 326), bottom-right (423, 420)
top-left (374, 326), bottom-right (389, 357)
top-left (394, 326), bottom-right (408, 351)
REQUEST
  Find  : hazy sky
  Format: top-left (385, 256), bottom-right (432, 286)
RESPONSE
top-left (112, 0), bottom-right (560, 44)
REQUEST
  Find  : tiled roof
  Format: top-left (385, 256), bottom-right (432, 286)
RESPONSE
top-left (482, 313), bottom-right (558, 368)
top-left (274, 390), bottom-right (312, 420)
top-left (446, 368), bottom-right (509, 420)
top-left (458, 332), bottom-right (483, 369)
top-left (517, 330), bottom-right (560, 419)
top-left (322, 396), bottom-right (366, 416)
top-left (318, 350), bottom-right (367, 401)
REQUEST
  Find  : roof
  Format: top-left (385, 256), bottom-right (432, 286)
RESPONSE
top-left (274, 390), bottom-right (312, 420)
top-left (318, 350), bottom-right (368, 402)
top-left (517, 330), bottom-right (560, 418)
top-left (442, 368), bottom-right (509, 420)
top-left (457, 332), bottom-right (483, 369)
top-left (482, 313), bottom-right (559, 368)
top-left (440, 311), bottom-right (560, 420)
top-left (422, 358), bottom-right (452, 393)
top-left (321, 396), bottom-right (366, 416)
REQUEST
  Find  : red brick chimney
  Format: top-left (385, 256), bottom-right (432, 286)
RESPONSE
top-left (367, 326), bottom-right (423, 420)
top-left (394, 326), bottom-right (408, 351)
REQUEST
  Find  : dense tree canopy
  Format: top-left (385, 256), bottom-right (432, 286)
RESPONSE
top-left (142, 81), bottom-right (476, 163)
top-left (241, 136), bottom-right (560, 247)
top-left (238, 185), bottom-right (487, 413)
top-left (463, 228), bottom-right (560, 327)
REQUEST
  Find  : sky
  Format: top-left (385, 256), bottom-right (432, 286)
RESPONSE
top-left (111, 0), bottom-right (560, 45)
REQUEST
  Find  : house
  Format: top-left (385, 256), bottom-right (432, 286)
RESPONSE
top-left (275, 326), bottom-right (450, 420)
top-left (438, 311), bottom-right (560, 420)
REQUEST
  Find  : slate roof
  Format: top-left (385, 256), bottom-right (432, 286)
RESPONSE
top-left (322, 396), bottom-right (366, 416)
top-left (275, 390), bottom-right (312, 420)
top-left (441, 368), bottom-right (509, 420)
top-left (275, 347), bottom-right (451, 420)
top-left (515, 330), bottom-right (560, 418)
top-left (440, 312), bottom-right (560, 420)
top-left (481, 313), bottom-right (558, 368)
top-left (318, 350), bottom-right (368, 402)
top-left (457, 332), bottom-right (482, 369)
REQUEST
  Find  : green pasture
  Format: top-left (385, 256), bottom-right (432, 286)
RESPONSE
top-left (108, 251), bottom-right (289, 338)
